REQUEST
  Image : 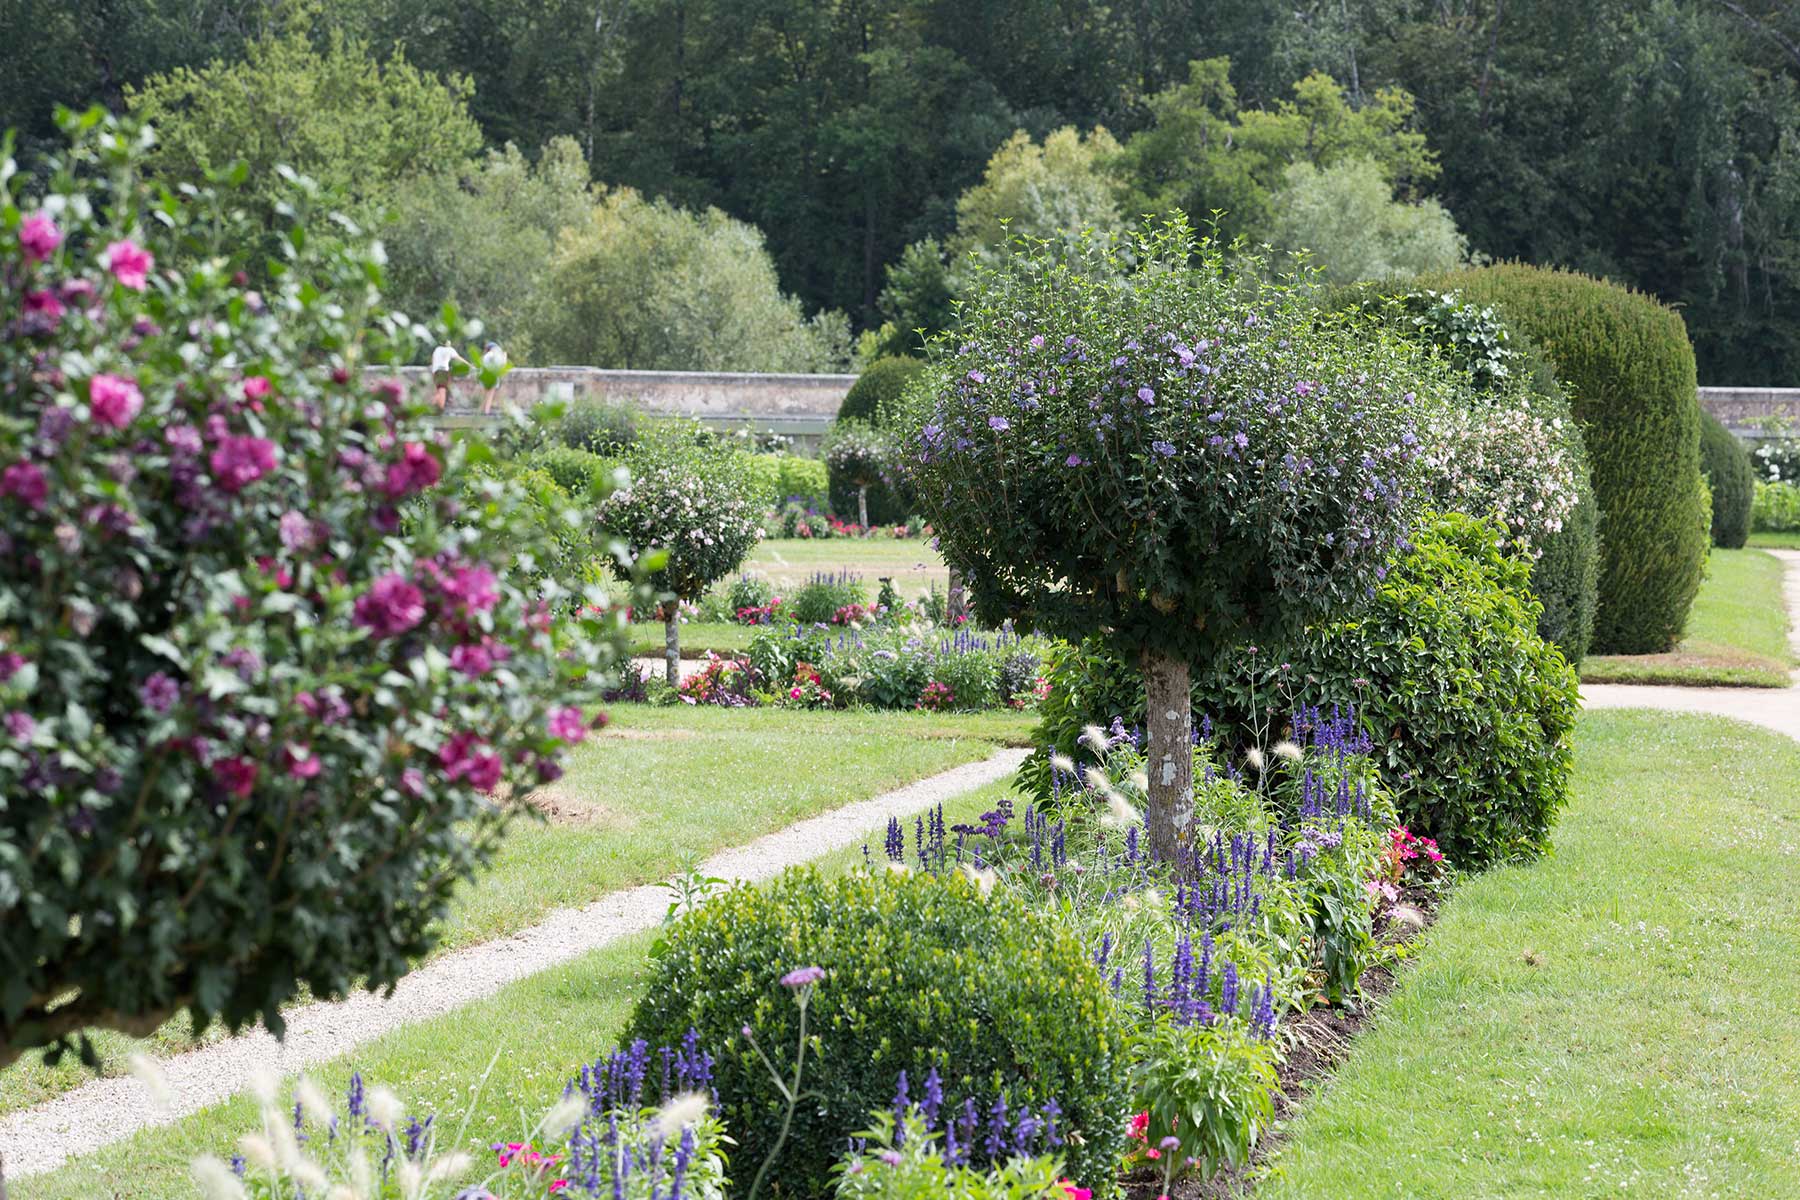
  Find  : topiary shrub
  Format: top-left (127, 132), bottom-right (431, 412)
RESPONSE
top-left (555, 397), bottom-right (640, 454)
top-left (524, 444), bottom-right (617, 498)
top-left (895, 220), bottom-right (1433, 858)
top-left (1026, 514), bottom-right (1579, 868)
top-left (823, 421), bottom-right (896, 529)
top-left (1418, 263), bottom-right (1705, 654)
top-left (1699, 410), bottom-right (1754, 549)
top-left (0, 111), bottom-right (637, 1069)
top-left (776, 453), bottom-right (828, 508)
top-left (839, 355), bottom-right (925, 426)
top-left (627, 867), bottom-right (1131, 1198)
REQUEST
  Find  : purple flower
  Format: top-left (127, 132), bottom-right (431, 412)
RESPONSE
top-left (165, 425), bottom-right (203, 456)
top-left (0, 461), bottom-right (48, 511)
top-left (987, 416), bottom-right (1010, 432)
top-left (209, 435), bottom-right (280, 493)
top-left (0, 653), bottom-right (24, 682)
top-left (5, 711), bottom-right (36, 741)
top-left (1136, 386), bottom-right (1155, 404)
top-left (1151, 441), bottom-right (1176, 457)
top-left (1028, 334), bottom-right (1046, 349)
top-left (1064, 454), bottom-right (1085, 467)
top-left (140, 673), bottom-right (181, 716)
top-left (353, 573), bottom-right (426, 638)
top-left (780, 966), bottom-right (826, 989)
top-left (278, 510), bottom-right (318, 552)
top-left (450, 643), bottom-right (492, 677)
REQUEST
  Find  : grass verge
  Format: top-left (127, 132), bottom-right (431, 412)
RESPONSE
top-left (11, 782), bottom-right (1012, 1200)
top-left (1581, 548), bottom-right (1792, 687)
top-left (1257, 710), bottom-right (1800, 1198)
top-left (1748, 530), bottom-right (1800, 550)
top-left (0, 707), bottom-right (1030, 1117)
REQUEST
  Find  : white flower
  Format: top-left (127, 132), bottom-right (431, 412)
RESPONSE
top-left (190, 1155), bottom-right (247, 1200)
top-left (1272, 740), bottom-right (1303, 764)
top-left (238, 1134), bottom-right (277, 1172)
top-left (541, 1093), bottom-right (588, 1134)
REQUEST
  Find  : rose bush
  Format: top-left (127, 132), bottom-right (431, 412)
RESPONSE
top-left (0, 111), bottom-right (641, 1068)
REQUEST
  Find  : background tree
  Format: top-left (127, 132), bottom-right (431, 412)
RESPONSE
top-left (599, 432), bottom-right (764, 683)
top-left (823, 422), bottom-right (896, 530)
top-left (899, 222), bottom-right (1433, 858)
top-left (531, 188), bottom-right (850, 372)
top-left (1268, 156), bottom-right (1466, 281)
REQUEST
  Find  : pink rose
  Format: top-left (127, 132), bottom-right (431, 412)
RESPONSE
top-left (444, 563), bottom-right (499, 614)
top-left (19, 214), bottom-right (61, 262)
top-left (88, 374), bottom-right (144, 429)
top-left (0, 461), bottom-right (48, 510)
top-left (242, 376), bottom-right (272, 402)
top-left (209, 435), bottom-right (280, 493)
top-left (450, 643), bottom-right (492, 677)
top-left (103, 239), bottom-right (154, 291)
top-left (352, 573), bottom-right (426, 639)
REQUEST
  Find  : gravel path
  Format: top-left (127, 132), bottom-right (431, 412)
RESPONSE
top-left (1582, 548), bottom-right (1800, 740)
top-left (1, 748), bottom-right (1028, 1178)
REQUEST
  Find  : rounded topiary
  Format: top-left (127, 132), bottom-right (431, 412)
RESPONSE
top-left (1699, 409), bottom-right (1754, 549)
top-left (525, 444), bottom-right (617, 498)
top-left (1419, 263), bottom-right (1705, 654)
top-left (556, 398), bottom-right (640, 454)
top-left (839, 355), bottom-right (925, 426)
top-left (627, 867), bottom-right (1131, 1198)
top-left (0, 112), bottom-right (631, 1068)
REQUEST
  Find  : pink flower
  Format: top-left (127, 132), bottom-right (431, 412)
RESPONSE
top-left (23, 289), bottom-right (63, 325)
top-left (353, 573), bottom-right (426, 638)
top-left (444, 563), bottom-right (499, 614)
top-left (209, 435), bottom-right (280, 493)
top-left (88, 374), bottom-right (144, 429)
top-left (466, 751), bottom-right (502, 791)
top-left (103, 239), bottom-right (154, 291)
top-left (781, 965), bottom-right (825, 988)
top-left (450, 643), bottom-right (492, 677)
top-left (283, 744), bottom-right (322, 779)
top-left (242, 376), bottom-right (272, 402)
top-left (214, 756), bottom-right (258, 798)
top-left (20, 214), bottom-right (62, 262)
top-left (1059, 1183), bottom-right (1091, 1200)
top-left (5, 711), bottom-right (36, 741)
top-left (383, 442), bottom-right (442, 498)
top-left (547, 706), bottom-right (587, 743)
top-left (440, 731), bottom-right (501, 790)
top-left (1, 461), bottom-right (48, 510)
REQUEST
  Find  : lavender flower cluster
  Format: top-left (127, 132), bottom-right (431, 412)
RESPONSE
top-left (879, 1068), bottom-right (1067, 1170)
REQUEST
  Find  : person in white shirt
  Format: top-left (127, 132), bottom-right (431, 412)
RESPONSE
top-left (430, 343), bottom-right (470, 411)
top-left (479, 341), bottom-right (508, 415)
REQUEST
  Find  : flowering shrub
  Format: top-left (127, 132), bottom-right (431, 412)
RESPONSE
top-left (676, 654), bottom-right (760, 707)
top-left (823, 420), bottom-right (897, 529)
top-left (0, 111), bottom-right (637, 1069)
top-left (599, 428), bottom-right (762, 681)
top-left (774, 502), bottom-right (928, 540)
top-left (777, 662), bottom-right (834, 709)
top-left (789, 570), bottom-right (868, 624)
top-left (915, 681), bottom-right (956, 710)
top-left (1417, 386), bottom-right (1581, 559)
top-left (748, 623), bottom-right (1048, 711)
top-left (1372, 827), bottom-right (1445, 903)
top-left (627, 867), bottom-right (1133, 1198)
top-left (896, 220), bottom-right (1432, 857)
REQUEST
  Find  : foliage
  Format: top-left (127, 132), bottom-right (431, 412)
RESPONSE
top-left (597, 430), bottom-right (762, 606)
top-left (748, 623), bottom-right (1044, 712)
top-left (383, 136), bottom-right (595, 356)
top-left (950, 126), bottom-right (1126, 258)
top-left (1269, 155), bottom-right (1465, 282)
top-left (834, 1112), bottom-right (1074, 1200)
top-left (453, 465), bottom-right (600, 595)
top-left (1129, 1017), bottom-right (1279, 1179)
top-left (627, 867), bottom-right (1132, 1198)
top-left (787, 572), bottom-right (870, 626)
top-left (1700, 411), bottom-right (1755, 550)
top-left (1751, 435), bottom-right (1800, 484)
top-left (530, 187), bottom-right (850, 373)
top-left (1420, 263), bottom-right (1706, 655)
top-left (0, 111), bottom-right (634, 1068)
top-left (125, 26), bottom-right (482, 239)
top-left (775, 455), bottom-right (830, 508)
top-left (1754, 480), bottom-right (1800, 532)
top-left (871, 240), bottom-right (959, 360)
top-left (676, 653), bottom-right (761, 708)
top-left (525, 445), bottom-right (617, 499)
top-left (899, 221), bottom-right (1432, 668)
top-left (555, 397), bottom-right (641, 456)
top-left (840, 357), bottom-right (926, 427)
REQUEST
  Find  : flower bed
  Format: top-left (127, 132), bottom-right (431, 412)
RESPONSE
top-left (748, 622), bottom-right (1052, 711)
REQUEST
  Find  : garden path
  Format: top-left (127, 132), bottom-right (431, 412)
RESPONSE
top-left (0, 749), bottom-right (1029, 1178)
top-left (1581, 549), bottom-right (1800, 739)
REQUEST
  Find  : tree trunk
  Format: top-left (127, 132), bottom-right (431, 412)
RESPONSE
top-left (946, 566), bottom-right (968, 625)
top-left (857, 484), bottom-right (869, 531)
top-left (664, 604), bottom-right (681, 686)
top-left (1142, 647), bottom-right (1193, 862)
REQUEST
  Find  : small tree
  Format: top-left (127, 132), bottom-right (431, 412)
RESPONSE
top-left (0, 113), bottom-right (636, 1081)
top-left (600, 432), bottom-right (763, 682)
top-left (897, 222), bottom-right (1433, 859)
top-left (823, 421), bottom-right (894, 530)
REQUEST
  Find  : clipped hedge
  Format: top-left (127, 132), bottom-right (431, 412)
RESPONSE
top-left (629, 867), bottom-right (1131, 1198)
top-left (524, 444), bottom-right (616, 498)
top-left (1699, 410), bottom-right (1754, 549)
top-left (839, 355), bottom-right (925, 426)
top-left (1419, 263), bottom-right (1705, 654)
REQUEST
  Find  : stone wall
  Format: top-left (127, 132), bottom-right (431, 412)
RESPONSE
top-left (390, 366), bottom-right (854, 446)
top-left (1699, 387), bottom-right (1800, 436)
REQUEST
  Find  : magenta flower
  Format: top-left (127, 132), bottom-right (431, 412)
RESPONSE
top-left (0, 653), bottom-right (24, 682)
top-left (139, 672), bottom-right (180, 715)
top-left (242, 376), bottom-right (272, 402)
top-left (103, 239), bottom-right (155, 291)
top-left (353, 573), bottom-right (426, 638)
top-left (23, 289), bottom-right (63, 324)
top-left (209, 435), bottom-right (280, 493)
top-left (449, 643), bottom-right (492, 677)
top-left (213, 756), bottom-right (258, 798)
top-left (88, 374), bottom-right (144, 429)
top-left (0, 461), bottom-right (48, 510)
top-left (382, 442), bottom-right (442, 498)
top-left (283, 744), bottom-right (323, 780)
top-left (547, 706), bottom-right (587, 743)
top-left (20, 214), bottom-right (62, 262)
top-left (444, 564), bottom-right (499, 614)
top-left (278, 509), bottom-right (319, 552)
top-left (5, 711), bottom-right (36, 741)
top-left (780, 966), bottom-right (825, 989)
top-left (465, 752), bottom-right (502, 791)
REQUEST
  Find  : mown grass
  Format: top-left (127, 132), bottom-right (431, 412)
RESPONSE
top-left (1258, 710), bottom-right (1800, 1198)
top-left (0, 707), bottom-right (1030, 1118)
top-left (12, 782), bottom-right (1012, 1200)
top-left (1748, 530), bottom-right (1800, 550)
top-left (1581, 548), bottom-right (1792, 687)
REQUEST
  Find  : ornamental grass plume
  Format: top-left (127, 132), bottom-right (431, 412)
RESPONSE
top-left (190, 1154), bottom-right (247, 1200)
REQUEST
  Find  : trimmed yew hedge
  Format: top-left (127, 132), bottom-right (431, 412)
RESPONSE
top-left (1424, 264), bottom-right (1705, 654)
top-left (1700, 409), bottom-right (1754, 549)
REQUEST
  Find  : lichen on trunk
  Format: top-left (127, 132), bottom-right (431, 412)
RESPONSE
top-left (1141, 647), bottom-right (1193, 861)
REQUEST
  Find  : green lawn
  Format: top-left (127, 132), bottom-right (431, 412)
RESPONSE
top-left (627, 618), bottom-right (756, 657)
top-left (1259, 710), bottom-right (1800, 1198)
top-left (746, 536), bottom-right (948, 596)
top-left (0, 707), bottom-right (1030, 1118)
top-left (1581, 547), bottom-right (1793, 686)
top-left (1748, 530), bottom-right (1800, 550)
top-left (12, 781), bottom-right (1013, 1200)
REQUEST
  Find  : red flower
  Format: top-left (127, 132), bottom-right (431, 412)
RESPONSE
top-left (213, 756), bottom-right (258, 798)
